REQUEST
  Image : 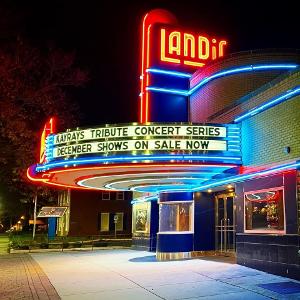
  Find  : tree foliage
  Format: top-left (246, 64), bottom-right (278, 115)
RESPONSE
top-left (0, 38), bottom-right (88, 198)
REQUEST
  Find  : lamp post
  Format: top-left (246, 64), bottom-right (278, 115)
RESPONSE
top-left (32, 193), bottom-right (37, 240)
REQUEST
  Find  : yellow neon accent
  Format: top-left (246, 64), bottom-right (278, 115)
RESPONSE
top-left (169, 31), bottom-right (181, 55)
top-left (212, 39), bottom-right (217, 60)
top-left (212, 46), bottom-right (217, 59)
top-left (219, 40), bottom-right (227, 57)
top-left (160, 29), bottom-right (180, 63)
top-left (184, 33), bottom-right (195, 58)
top-left (184, 60), bottom-right (205, 67)
top-left (198, 36), bottom-right (209, 60)
top-left (39, 130), bottom-right (46, 163)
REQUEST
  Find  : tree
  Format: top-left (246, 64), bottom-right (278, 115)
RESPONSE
top-left (0, 38), bottom-right (88, 221)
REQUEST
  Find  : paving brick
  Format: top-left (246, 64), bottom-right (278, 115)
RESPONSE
top-left (0, 254), bottom-right (60, 300)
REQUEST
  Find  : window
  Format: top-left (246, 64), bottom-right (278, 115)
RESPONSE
top-left (245, 188), bottom-right (285, 233)
top-left (102, 192), bottom-right (110, 200)
top-left (115, 213), bottom-right (124, 231)
top-left (100, 213), bottom-right (109, 231)
top-left (159, 202), bottom-right (193, 233)
top-left (116, 192), bottom-right (124, 200)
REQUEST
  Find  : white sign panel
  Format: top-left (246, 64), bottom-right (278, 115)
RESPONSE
top-left (54, 124), bottom-right (226, 145)
top-left (53, 139), bottom-right (227, 158)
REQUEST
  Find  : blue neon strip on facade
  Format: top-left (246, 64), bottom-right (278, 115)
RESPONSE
top-left (131, 195), bottom-right (158, 204)
top-left (146, 86), bottom-right (189, 96)
top-left (146, 68), bottom-right (192, 78)
top-left (131, 161), bottom-right (300, 201)
top-left (189, 64), bottom-right (298, 95)
top-left (192, 161), bottom-right (300, 191)
top-left (146, 64), bottom-right (298, 96)
top-left (35, 154), bottom-right (242, 172)
top-left (252, 64), bottom-right (298, 70)
top-left (234, 86), bottom-right (300, 123)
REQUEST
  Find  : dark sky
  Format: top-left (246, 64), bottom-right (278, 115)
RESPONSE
top-left (1, 0), bottom-right (299, 126)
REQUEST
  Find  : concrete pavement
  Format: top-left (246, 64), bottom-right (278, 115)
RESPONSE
top-left (30, 249), bottom-right (300, 300)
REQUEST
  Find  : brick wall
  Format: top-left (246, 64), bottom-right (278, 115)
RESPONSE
top-left (190, 51), bottom-right (300, 87)
top-left (69, 190), bottom-right (132, 236)
top-left (189, 51), bottom-right (299, 123)
top-left (190, 71), bottom-right (283, 122)
top-left (241, 95), bottom-right (300, 166)
top-left (208, 70), bottom-right (300, 123)
top-left (297, 170), bottom-right (300, 234)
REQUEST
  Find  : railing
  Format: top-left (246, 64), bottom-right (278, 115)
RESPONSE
top-left (217, 218), bottom-right (236, 253)
top-left (132, 234), bottom-right (157, 251)
top-left (9, 233), bottom-right (132, 253)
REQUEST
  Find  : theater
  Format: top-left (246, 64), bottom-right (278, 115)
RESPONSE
top-left (28, 9), bottom-right (300, 280)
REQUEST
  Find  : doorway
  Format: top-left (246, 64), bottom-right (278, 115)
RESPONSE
top-left (215, 192), bottom-right (236, 254)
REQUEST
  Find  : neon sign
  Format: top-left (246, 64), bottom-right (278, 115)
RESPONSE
top-left (139, 9), bottom-right (228, 123)
top-left (160, 28), bottom-right (227, 67)
top-left (39, 117), bottom-right (55, 163)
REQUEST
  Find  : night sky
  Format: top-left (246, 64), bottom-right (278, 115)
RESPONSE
top-left (1, 0), bottom-right (299, 126)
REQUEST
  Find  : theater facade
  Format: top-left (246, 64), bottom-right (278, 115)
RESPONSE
top-left (28, 9), bottom-right (300, 280)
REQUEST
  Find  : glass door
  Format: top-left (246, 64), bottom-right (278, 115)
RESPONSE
top-left (215, 192), bottom-right (236, 253)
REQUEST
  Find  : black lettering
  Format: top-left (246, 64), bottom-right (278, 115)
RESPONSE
top-left (114, 141), bottom-right (124, 151)
top-left (135, 141), bottom-right (142, 149)
top-left (154, 141), bottom-right (161, 149)
top-left (186, 140), bottom-right (193, 149)
top-left (135, 127), bottom-right (141, 135)
top-left (95, 129), bottom-right (101, 138)
top-left (201, 140), bottom-right (209, 149)
top-left (122, 127), bottom-right (128, 137)
top-left (160, 140), bottom-right (168, 149)
top-left (174, 126), bottom-right (181, 135)
top-left (198, 127), bottom-right (205, 135)
top-left (208, 127), bottom-right (214, 136)
top-left (135, 140), bottom-right (148, 150)
top-left (167, 127), bottom-right (175, 135)
top-left (186, 127), bottom-right (193, 135)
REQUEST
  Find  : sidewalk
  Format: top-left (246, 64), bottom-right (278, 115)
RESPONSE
top-left (0, 254), bottom-right (60, 300)
top-left (30, 249), bottom-right (300, 300)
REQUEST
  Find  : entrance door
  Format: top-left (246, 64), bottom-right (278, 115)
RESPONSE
top-left (215, 192), bottom-right (236, 253)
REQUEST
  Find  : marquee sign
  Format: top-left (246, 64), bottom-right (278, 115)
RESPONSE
top-left (44, 123), bottom-right (240, 161)
top-left (54, 124), bottom-right (226, 145)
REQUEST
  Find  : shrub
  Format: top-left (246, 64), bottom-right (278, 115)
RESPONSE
top-left (40, 243), bottom-right (49, 249)
top-left (62, 242), bottom-right (69, 249)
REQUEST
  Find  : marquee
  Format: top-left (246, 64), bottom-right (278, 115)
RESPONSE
top-left (45, 123), bottom-right (239, 162)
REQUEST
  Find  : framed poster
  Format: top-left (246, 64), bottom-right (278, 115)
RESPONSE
top-left (135, 209), bottom-right (148, 232)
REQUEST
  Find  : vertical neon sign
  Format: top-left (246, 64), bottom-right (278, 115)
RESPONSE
top-left (140, 9), bottom-right (177, 123)
top-left (39, 117), bottom-right (55, 163)
top-left (139, 9), bottom-right (228, 123)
